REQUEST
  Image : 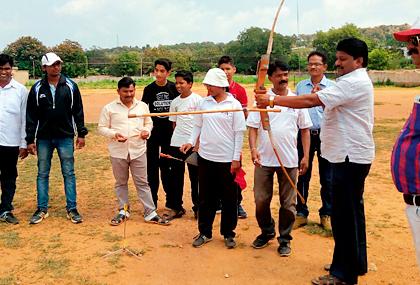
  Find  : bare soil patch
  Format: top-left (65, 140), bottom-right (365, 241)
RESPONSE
top-left (1, 85), bottom-right (419, 285)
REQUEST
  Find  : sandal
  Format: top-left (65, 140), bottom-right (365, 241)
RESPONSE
top-left (146, 215), bottom-right (170, 226)
top-left (162, 208), bottom-right (186, 221)
top-left (311, 275), bottom-right (350, 285)
top-left (110, 213), bottom-right (128, 226)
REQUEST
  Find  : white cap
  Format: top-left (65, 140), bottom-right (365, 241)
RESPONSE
top-left (203, 68), bottom-right (229, 87)
top-left (41, 52), bottom-right (63, 66)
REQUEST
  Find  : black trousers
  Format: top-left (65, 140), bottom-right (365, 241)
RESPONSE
top-left (167, 146), bottom-right (199, 212)
top-left (198, 155), bottom-right (237, 238)
top-left (297, 131), bottom-right (333, 217)
top-left (0, 146), bottom-right (19, 214)
top-left (329, 157), bottom-right (371, 284)
top-left (146, 124), bottom-right (173, 208)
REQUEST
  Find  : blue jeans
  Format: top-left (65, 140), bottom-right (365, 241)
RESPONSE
top-left (36, 138), bottom-right (77, 211)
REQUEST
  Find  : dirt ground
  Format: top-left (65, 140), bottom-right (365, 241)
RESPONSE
top-left (1, 84), bottom-right (419, 285)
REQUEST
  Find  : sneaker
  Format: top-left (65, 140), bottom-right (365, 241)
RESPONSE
top-left (67, 208), bottom-right (83, 224)
top-left (252, 233), bottom-right (275, 249)
top-left (277, 242), bottom-right (291, 257)
top-left (224, 236), bottom-right (237, 249)
top-left (238, 204), bottom-right (247, 219)
top-left (29, 208), bottom-right (49, 224)
top-left (192, 233), bottom-right (212, 248)
top-left (0, 211), bottom-right (19, 225)
top-left (293, 214), bottom-right (308, 229)
top-left (320, 215), bottom-right (332, 231)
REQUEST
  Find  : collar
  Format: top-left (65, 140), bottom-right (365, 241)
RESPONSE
top-left (0, 78), bottom-right (18, 89)
top-left (269, 88), bottom-right (293, 96)
top-left (305, 75), bottom-right (328, 87)
top-left (117, 97), bottom-right (139, 108)
top-left (337, 68), bottom-right (366, 82)
top-left (204, 92), bottom-right (235, 103)
top-left (41, 74), bottom-right (66, 86)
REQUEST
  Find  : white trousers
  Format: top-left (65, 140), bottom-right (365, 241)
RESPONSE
top-left (406, 204), bottom-right (420, 270)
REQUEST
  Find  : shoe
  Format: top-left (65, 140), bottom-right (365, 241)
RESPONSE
top-left (163, 208), bottom-right (186, 221)
top-left (311, 274), bottom-right (350, 285)
top-left (252, 233), bottom-right (275, 249)
top-left (224, 236), bottom-right (237, 249)
top-left (29, 208), bottom-right (49, 224)
top-left (237, 204), bottom-right (247, 219)
top-left (192, 233), bottom-right (212, 248)
top-left (145, 214), bottom-right (170, 226)
top-left (110, 210), bottom-right (130, 226)
top-left (320, 215), bottom-right (332, 231)
top-left (67, 208), bottom-right (83, 224)
top-left (293, 214), bottom-right (308, 229)
top-left (277, 242), bottom-right (291, 257)
top-left (0, 211), bottom-right (19, 225)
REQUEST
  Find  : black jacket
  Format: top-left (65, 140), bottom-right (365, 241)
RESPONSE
top-left (25, 75), bottom-right (88, 144)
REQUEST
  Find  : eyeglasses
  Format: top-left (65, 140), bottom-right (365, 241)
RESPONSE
top-left (410, 35), bottom-right (420, 47)
top-left (307, 63), bottom-right (324, 67)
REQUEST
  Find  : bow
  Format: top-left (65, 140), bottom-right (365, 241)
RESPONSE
top-left (255, 0), bottom-right (305, 203)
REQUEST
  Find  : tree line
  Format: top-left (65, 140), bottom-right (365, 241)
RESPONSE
top-left (3, 23), bottom-right (414, 78)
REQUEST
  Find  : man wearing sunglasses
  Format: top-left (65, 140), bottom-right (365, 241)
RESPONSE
top-left (394, 18), bottom-right (420, 68)
top-left (392, 18), bottom-right (420, 269)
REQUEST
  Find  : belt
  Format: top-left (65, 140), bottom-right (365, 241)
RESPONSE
top-left (310, 129), bottom-right (320, 135)
top-left (403, 194), bottom-right (420, 206)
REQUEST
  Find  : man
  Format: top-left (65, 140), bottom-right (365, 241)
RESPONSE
top-left (98, 77), bottom-right (169, 226)
top-left (294, 51), bottom-right (335, 230)
top-left (255, 38), bottom-right (374, 285)
top-left (391, 19), bottom-right (420, 269)
top-left (218, 55), bottom-right (248, 219)
top-left (26, 52), bottom-right (88, 224)
top-left (247, 61), bottom-right (311, 256)
top-left (141, 59), bottom-right (179, 210)
top-left (0, 54), bottom-right (28, 225)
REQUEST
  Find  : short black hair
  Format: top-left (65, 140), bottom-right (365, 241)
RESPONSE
top-left (336, 37), bottom-right (369, 68)
top-left (175, 70), bottom-right (194, 83)
top-left (307, 51), bottom-right (327, 64)
top-left (154, 58), bottom-right (172, 71)
top-left (118, 76), bottom-right (135, 89)
top-left (268, 60), bottom-right (290, 76)
top-left (0, 54), bottom-right (14, 67)
top-left (218, 55), bottom-right (234, 67)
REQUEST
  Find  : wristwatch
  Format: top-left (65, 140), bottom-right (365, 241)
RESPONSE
top-left (269, 94), bottom-right (275, 108)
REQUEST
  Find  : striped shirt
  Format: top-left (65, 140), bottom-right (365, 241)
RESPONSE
top-left (391, 96), bottom-right (420, 194)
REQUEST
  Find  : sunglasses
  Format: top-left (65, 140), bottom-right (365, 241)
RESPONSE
top-left (410, 35), bottom-right (420, 47)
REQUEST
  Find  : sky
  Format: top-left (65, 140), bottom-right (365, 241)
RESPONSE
top-left (2, 0), bottom-right (418, 50)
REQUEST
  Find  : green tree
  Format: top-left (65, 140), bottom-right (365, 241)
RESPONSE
top-left (3, 36), bottom-right (47, 77)
top-left (53, 40), bottom-right (88, 78)
top-left (368, 48), bottom-right (391, 70)
top-left (312, 24), bottom-right (362, 68)
top-left (110, 51), bottom-right (141, 76)
top-left (224, 27), bottom-right (293, 74)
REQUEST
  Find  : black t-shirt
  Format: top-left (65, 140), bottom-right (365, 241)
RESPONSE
top-left (142, 80), bottom-right (179, 130)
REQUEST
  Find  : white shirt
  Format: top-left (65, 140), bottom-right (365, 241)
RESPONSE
top-left (189, 93), bottom-right (246, 162)
top-left (247, 89), bottom-right (312, 168)
top-left (317, 68), bottom-right (375, 164)
top-left (0, 78), bottom-right (28, 148)
top-left (169, 92), bottom-right (203, 147)
top-left (98, 98), bottom-right (153, 160)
